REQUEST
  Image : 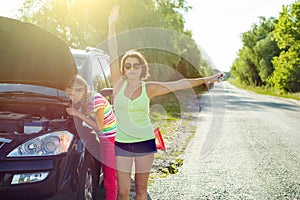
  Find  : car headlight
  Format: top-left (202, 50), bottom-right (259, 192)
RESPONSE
top-left (7, 131), bottom-right (74, 157)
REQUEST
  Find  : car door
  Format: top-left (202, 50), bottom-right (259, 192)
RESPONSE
top-left (90, 54), bottom-right (111, 93)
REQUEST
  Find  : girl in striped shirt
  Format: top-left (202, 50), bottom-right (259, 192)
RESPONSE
top-left (65, 75), bottom-right (117, 200)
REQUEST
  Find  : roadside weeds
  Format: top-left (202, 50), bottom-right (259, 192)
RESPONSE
top-left (149, 115), bottom-right (197, 184)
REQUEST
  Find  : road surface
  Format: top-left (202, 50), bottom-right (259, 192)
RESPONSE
top-left (147, 81), bottom-right (300, 199)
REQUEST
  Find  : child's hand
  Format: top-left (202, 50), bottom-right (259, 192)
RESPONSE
top-left (108, 5), bottom-right (119, 24)
top-left (66, 107), bottom-right (80, 117)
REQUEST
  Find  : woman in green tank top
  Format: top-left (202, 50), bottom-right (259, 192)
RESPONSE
top-left (108, 5), bottom-right (222, 200)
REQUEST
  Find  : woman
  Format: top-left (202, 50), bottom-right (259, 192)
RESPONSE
top-left (108, 5), bottom-right (222, 200)
top-left (65, 75), bottom-right (117, 200)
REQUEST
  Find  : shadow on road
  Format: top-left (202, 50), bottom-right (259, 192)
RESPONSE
top-left (225, 93), bottom-right (299, 111)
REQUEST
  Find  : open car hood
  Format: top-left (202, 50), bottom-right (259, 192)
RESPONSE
top-left (0, 17), bottom-right (77, 91)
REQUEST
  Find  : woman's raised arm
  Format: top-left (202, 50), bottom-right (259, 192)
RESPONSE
top-left (108, 5), bottom-right (122, 87)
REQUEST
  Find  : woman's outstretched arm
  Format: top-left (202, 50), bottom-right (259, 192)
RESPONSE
top-left (108, 5), bottom-right (122, 87)
top-left (147, 73), bottom-right (223, 99)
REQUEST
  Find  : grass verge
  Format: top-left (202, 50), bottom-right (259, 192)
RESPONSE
top-left (148, 111), bottom-right (197, 185)
top-left (229, 79), bottom-right (300, 101)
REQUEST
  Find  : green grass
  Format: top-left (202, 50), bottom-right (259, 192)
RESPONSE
top-left (229, 79), bottom-right (300, 101)
top-left (150, 93), bottom-right (181, 116)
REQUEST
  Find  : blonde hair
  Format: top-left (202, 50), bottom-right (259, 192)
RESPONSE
top-left (120, 50), bottom-right (149, 80)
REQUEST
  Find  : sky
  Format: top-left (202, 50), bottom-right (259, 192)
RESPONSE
top-left (0, 0), bottom-right (296, 72)
top-left (184, 0), bottom-right (295, 72)
top-left (0, 0), bottom-right (25, 18)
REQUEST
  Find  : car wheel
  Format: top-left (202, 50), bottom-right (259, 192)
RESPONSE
top-left (76, 154), bottom-right (100, 200)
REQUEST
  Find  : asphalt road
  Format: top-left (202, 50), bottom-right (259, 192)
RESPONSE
top-left (147, 81), bottom-right (300, 199)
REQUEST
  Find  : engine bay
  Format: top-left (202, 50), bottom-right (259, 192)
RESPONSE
top-left (0, 101), bottom-right (70, 134)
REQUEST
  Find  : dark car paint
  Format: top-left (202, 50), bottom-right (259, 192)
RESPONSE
top-left (0, 17), bottom-right (77, 91)
top-left (0, 17), bottom-right (101, 200)
top-left (0, 116), bottom-right (99, 200)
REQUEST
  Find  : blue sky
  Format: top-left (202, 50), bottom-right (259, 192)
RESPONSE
top-left (0, 0), bottom-right (295, 72)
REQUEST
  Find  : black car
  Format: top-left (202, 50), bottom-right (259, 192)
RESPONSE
top-left (0, 17), bottom-right (104, 200)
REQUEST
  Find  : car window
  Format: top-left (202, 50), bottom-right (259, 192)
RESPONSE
top-left (73, 55), bottom-right (88, 79)
top-left (91, 56), bottom-right (111, 92)
top-left (73, 57), bottom-right (85, 74)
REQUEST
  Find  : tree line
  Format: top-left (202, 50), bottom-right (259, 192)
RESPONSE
top-left (17, 0), bottom-right (217, 82)
top-left (231, 0), bottom-right (300, 93)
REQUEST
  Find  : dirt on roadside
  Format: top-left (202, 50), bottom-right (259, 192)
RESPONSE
top-left (150, 115), bottom-right (197, 181)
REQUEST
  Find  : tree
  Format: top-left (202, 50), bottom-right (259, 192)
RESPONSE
top-left (231, 46), bottom-right (261, 85)
top-left (232, 16), bottom-right (281, 87)
top-left (18, 0), bottom-right (214, 80)
top-left (272, 1), bottom-right (300, 93)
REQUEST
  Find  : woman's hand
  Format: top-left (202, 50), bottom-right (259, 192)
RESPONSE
top-left (209, 73), bottom-right (223, 83)
top-left (108, 5), bottom-right (119, 25)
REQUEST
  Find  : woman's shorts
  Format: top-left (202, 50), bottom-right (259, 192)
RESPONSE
top-left (115, 139), bottom-right (157, 157)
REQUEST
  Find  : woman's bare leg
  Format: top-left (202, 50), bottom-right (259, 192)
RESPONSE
top-left (116, 156), bottom-right (133, 200)
top-left (134, 153), bottom-right (154, 200)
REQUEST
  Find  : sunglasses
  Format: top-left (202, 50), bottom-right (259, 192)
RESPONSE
top-left (123, 63), bottom-right (142, 70)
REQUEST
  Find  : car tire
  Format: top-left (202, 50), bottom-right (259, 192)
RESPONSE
top-left (76, 153), bottom-right (100, 200)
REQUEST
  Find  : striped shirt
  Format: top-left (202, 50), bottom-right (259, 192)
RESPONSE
top-left (86, 92), bottom-right (117, 137)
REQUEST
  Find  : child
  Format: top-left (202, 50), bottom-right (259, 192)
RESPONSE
top-left (65, 74), bottom-right (117, 200)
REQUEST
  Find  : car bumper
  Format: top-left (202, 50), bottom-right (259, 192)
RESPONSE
top-left (0, 154), bottom-right (80, 200)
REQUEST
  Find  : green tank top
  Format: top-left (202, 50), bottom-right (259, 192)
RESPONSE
top-left (114, 80), bottom-right (155, 143)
